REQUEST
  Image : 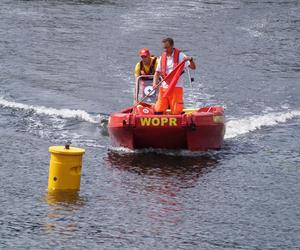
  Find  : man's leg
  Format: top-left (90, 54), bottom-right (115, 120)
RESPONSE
top-left (170, 87), bottom-right (184, 115)
top-left (154, 88), bottom-right (168, 114)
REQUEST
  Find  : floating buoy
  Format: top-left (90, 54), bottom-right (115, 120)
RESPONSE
top-left (48, 143), bottom-right (85, 191)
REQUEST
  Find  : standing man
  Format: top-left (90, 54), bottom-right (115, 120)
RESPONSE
top-left (135, 48), bottom-right (158, 80)
top-left (153, 38), bottom-right (196, 115)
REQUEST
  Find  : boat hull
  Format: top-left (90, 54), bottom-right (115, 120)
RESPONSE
top-left (108, 106), bottom-right (225, 151)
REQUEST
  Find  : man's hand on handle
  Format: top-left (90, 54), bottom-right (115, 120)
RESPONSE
top-left (184, 56), bottom-right (196, 70)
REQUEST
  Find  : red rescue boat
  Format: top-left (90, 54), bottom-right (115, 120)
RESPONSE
top-left (108, 75), bottom-right (225, 151)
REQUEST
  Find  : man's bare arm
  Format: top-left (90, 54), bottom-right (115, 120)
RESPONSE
top-left (153, 71), bottom-right (160, 87)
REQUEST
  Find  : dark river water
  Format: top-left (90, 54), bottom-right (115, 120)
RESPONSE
top-left (0, 0), bottom-right (299, 249)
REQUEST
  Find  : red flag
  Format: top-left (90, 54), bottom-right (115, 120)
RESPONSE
top-left (162, 60), bottom-right (186, 97)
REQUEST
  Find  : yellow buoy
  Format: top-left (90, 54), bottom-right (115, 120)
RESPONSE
top-left (48, 144), bottom-right (85, 191)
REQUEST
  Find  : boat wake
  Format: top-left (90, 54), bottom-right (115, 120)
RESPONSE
top-left (1, 97), bottom-right (299, 145)
top-left (225, 110), bottom-right (300, 139)
top-left (0, 97), bottom-right (101, 124)
top-left (0, 97), bottom-right (106, 148)
top-left (108, 146), bottom-right (221, 158)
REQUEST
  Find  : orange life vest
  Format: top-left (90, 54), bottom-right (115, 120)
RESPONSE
top-left (140, 57), bottom-right (157, 75)
top-left (161, 48), bottom-right (180, 79)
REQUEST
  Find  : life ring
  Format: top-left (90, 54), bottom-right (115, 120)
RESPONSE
top-left (135, 103), bottom-right (154, 115)
top-left (144, 86), bottom-right (155, 96)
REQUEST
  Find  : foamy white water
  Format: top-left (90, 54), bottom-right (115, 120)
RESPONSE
top-left (110, 146), bottom-right (217, 157)
top-left (225, 110), bottom-right (300, 139)
top-left (1, 98), bottom-right (299, 141)
top-left (0, 97), bottom-right (100, 124)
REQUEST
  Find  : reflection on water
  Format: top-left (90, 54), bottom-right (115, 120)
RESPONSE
top-left (46, 190), bottom-right (84, 205)
top-left (105, 150), bottom-right (221, 225)
top-left (105, 150), bottom-right (220, 180)
top-left (44, 191), bottom-right (85, 235)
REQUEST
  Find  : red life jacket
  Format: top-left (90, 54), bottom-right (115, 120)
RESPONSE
top-left (161, 48), bottom-right (180, 79)
top-left (140, 57), bottom-right (157, 75)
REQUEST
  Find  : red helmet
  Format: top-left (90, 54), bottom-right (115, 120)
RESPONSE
top-left (139, 48), bottom-right (150, 57)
